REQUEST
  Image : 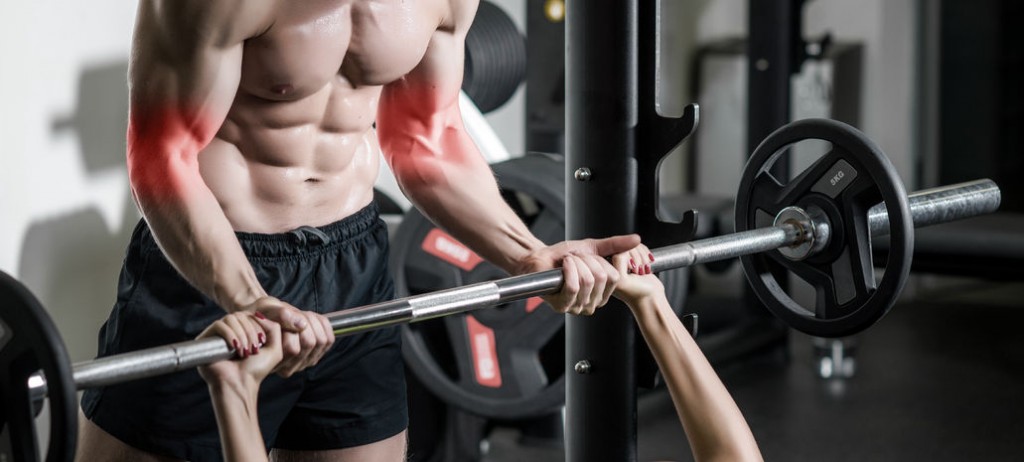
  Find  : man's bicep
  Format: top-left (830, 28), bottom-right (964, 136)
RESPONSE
top-left (128, 1), bottom-right (250, 154)
top-left (127, 46), bottom-right (241, 154)
top-left (379, 0), bottom-right (481, 122)
top-left (379, 32), bottom-right (467, 130)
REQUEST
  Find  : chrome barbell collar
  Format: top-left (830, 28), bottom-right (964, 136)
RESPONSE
top-left (773, 205), bottom-right (831, 261)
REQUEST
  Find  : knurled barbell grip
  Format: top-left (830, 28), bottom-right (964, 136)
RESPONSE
top-left (28, 179), bottom-right (1001, 399)
top-left (649, 225), bottom-right (801, 274)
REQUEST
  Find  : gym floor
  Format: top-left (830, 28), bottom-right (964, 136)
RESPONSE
top-left (482, 277), bottom-right (1024, 461)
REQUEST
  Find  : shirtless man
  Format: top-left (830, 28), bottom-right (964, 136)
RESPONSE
top-left (77, 1), bottom-right (637, 461)
top-left (194, 246), bottom-right (763, 462)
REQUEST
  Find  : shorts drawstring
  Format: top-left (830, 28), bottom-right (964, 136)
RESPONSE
top-left (288, 226), bottom-right (332, 246)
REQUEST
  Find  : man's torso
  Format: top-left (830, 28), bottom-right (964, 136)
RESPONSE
top-left (199, 0), bottom-right (445, 233)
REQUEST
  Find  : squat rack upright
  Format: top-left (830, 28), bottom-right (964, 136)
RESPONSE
top-left (566, 1), bottom-right (698, 460)
top-left (565, 1), bottom-right (808, 459)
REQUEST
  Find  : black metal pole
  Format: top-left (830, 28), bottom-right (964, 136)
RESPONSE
top-left (746, 0), bottom-right (805, 323)
top-left (565, 1), bottom-right (639, 461)
top-left (747, 0), bottom-right (804, 156)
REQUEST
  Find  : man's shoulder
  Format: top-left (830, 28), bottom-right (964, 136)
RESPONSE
top-left (439, 0), bottom-right (481, 35)
top-left (140, 0), bottom-right (276, 47)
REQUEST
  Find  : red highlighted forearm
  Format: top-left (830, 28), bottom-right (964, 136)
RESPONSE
top-left (377, 83), bottom-right (544, 273)
top-left (124, 105), bottom-right (264, 310)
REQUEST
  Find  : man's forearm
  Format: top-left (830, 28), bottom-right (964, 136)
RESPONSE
top-left (631, 295), bottom-right (763, 462)
top-left (130, 154), bottom-right (265, 311)
top-left (387, 129), bottom-right (545, 274)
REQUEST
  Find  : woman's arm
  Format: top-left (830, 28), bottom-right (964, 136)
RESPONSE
top-left (197, 312), bottom-right (283, 462)
top-left (613, 247), bottom-right (763, 462)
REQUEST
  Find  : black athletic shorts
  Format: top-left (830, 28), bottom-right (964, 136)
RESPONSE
top-left (81, 202), bottom-right (407, 461)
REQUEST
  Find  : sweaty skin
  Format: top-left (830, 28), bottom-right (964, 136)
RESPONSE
top-left (80, 0), bottom-right (637, 461)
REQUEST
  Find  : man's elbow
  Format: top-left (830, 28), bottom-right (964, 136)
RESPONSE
top-left (126, 147), bottom-right (201, 204)
top-left (390, 154), bottom-right (451, 199)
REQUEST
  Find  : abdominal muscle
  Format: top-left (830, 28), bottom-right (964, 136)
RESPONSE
top-left (199, 80), bottom-right (384, 234)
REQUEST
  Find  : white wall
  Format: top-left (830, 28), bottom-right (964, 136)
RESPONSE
top-left (1, 1), bottom-right (139, 362)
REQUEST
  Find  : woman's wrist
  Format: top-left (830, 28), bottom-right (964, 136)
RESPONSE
top-left (205, 372), bottom-right (259, 397)
top-left (625, 291), bottom-right (670, 315)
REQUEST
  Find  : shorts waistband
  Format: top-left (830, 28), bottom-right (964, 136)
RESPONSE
top-left (233, 202), bottom-right (383, 260)
top-left (137, 202), bottom-right (384, 262)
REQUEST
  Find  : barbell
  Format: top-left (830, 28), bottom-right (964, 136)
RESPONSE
top-left (0, 119), bottom-right (1002, 461)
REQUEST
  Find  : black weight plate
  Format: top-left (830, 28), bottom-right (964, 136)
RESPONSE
top-left (735, 119), bottom-right (914, 338)
top-left (462, 1), bottom-right (526, 114)
top-left (393, 154), bottom-right (567, 420)
top-left (0, 270), bottom-right (77, 462)
top-left (394, 153), bottom-right (690, 418)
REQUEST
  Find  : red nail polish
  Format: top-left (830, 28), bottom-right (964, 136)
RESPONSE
top-left (258, 333), bottom-right (266, 344)
top-left (649, 253), bottom-right (655, 262)
top-left (232, 339), bottom-right (239, 352)
top-left (250, 345), bottom-right (258, 355)
top-left (629, 258), bottom-right (635, 266)
top-left (254, 311), bottom-right (266, 320)
top-left (646, 265), bottom-right (652, 274)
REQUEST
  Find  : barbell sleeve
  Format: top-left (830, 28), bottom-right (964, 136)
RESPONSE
top-left (868, 179), bottom-right (1000, 236)
top-left (28, 179), bottom-right (1001, 399)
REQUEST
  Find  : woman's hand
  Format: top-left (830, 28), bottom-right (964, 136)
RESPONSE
top-left (197, 311), bottom-right (283, 388)
top-left (610, 243), bottom-right (665, 308)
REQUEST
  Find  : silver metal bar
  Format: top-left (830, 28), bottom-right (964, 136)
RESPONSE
top-left (74, 337), bottom-right (230, 389)
top-left (650, 225), bottom-right (801, 273)
top-left (869, 179), bottom-right (1001, 236)
top-left (330, 270), bottom-right (563, 335)
top-left (28, 179), bottom-right (1000, 399)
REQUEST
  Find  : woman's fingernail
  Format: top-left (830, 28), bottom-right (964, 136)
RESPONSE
top-left (649, 253), bottom-right (655, 262)
top-left (629, 258), bottom-right (635, 267)
top-left (258, 333), bottom-right (266, 344)
top-left (250, 345), bottom-right (258, 355)
top-left (254, 311), bottom-right (266, 320)
top-left (232, 339), bottom-right (239, 353)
